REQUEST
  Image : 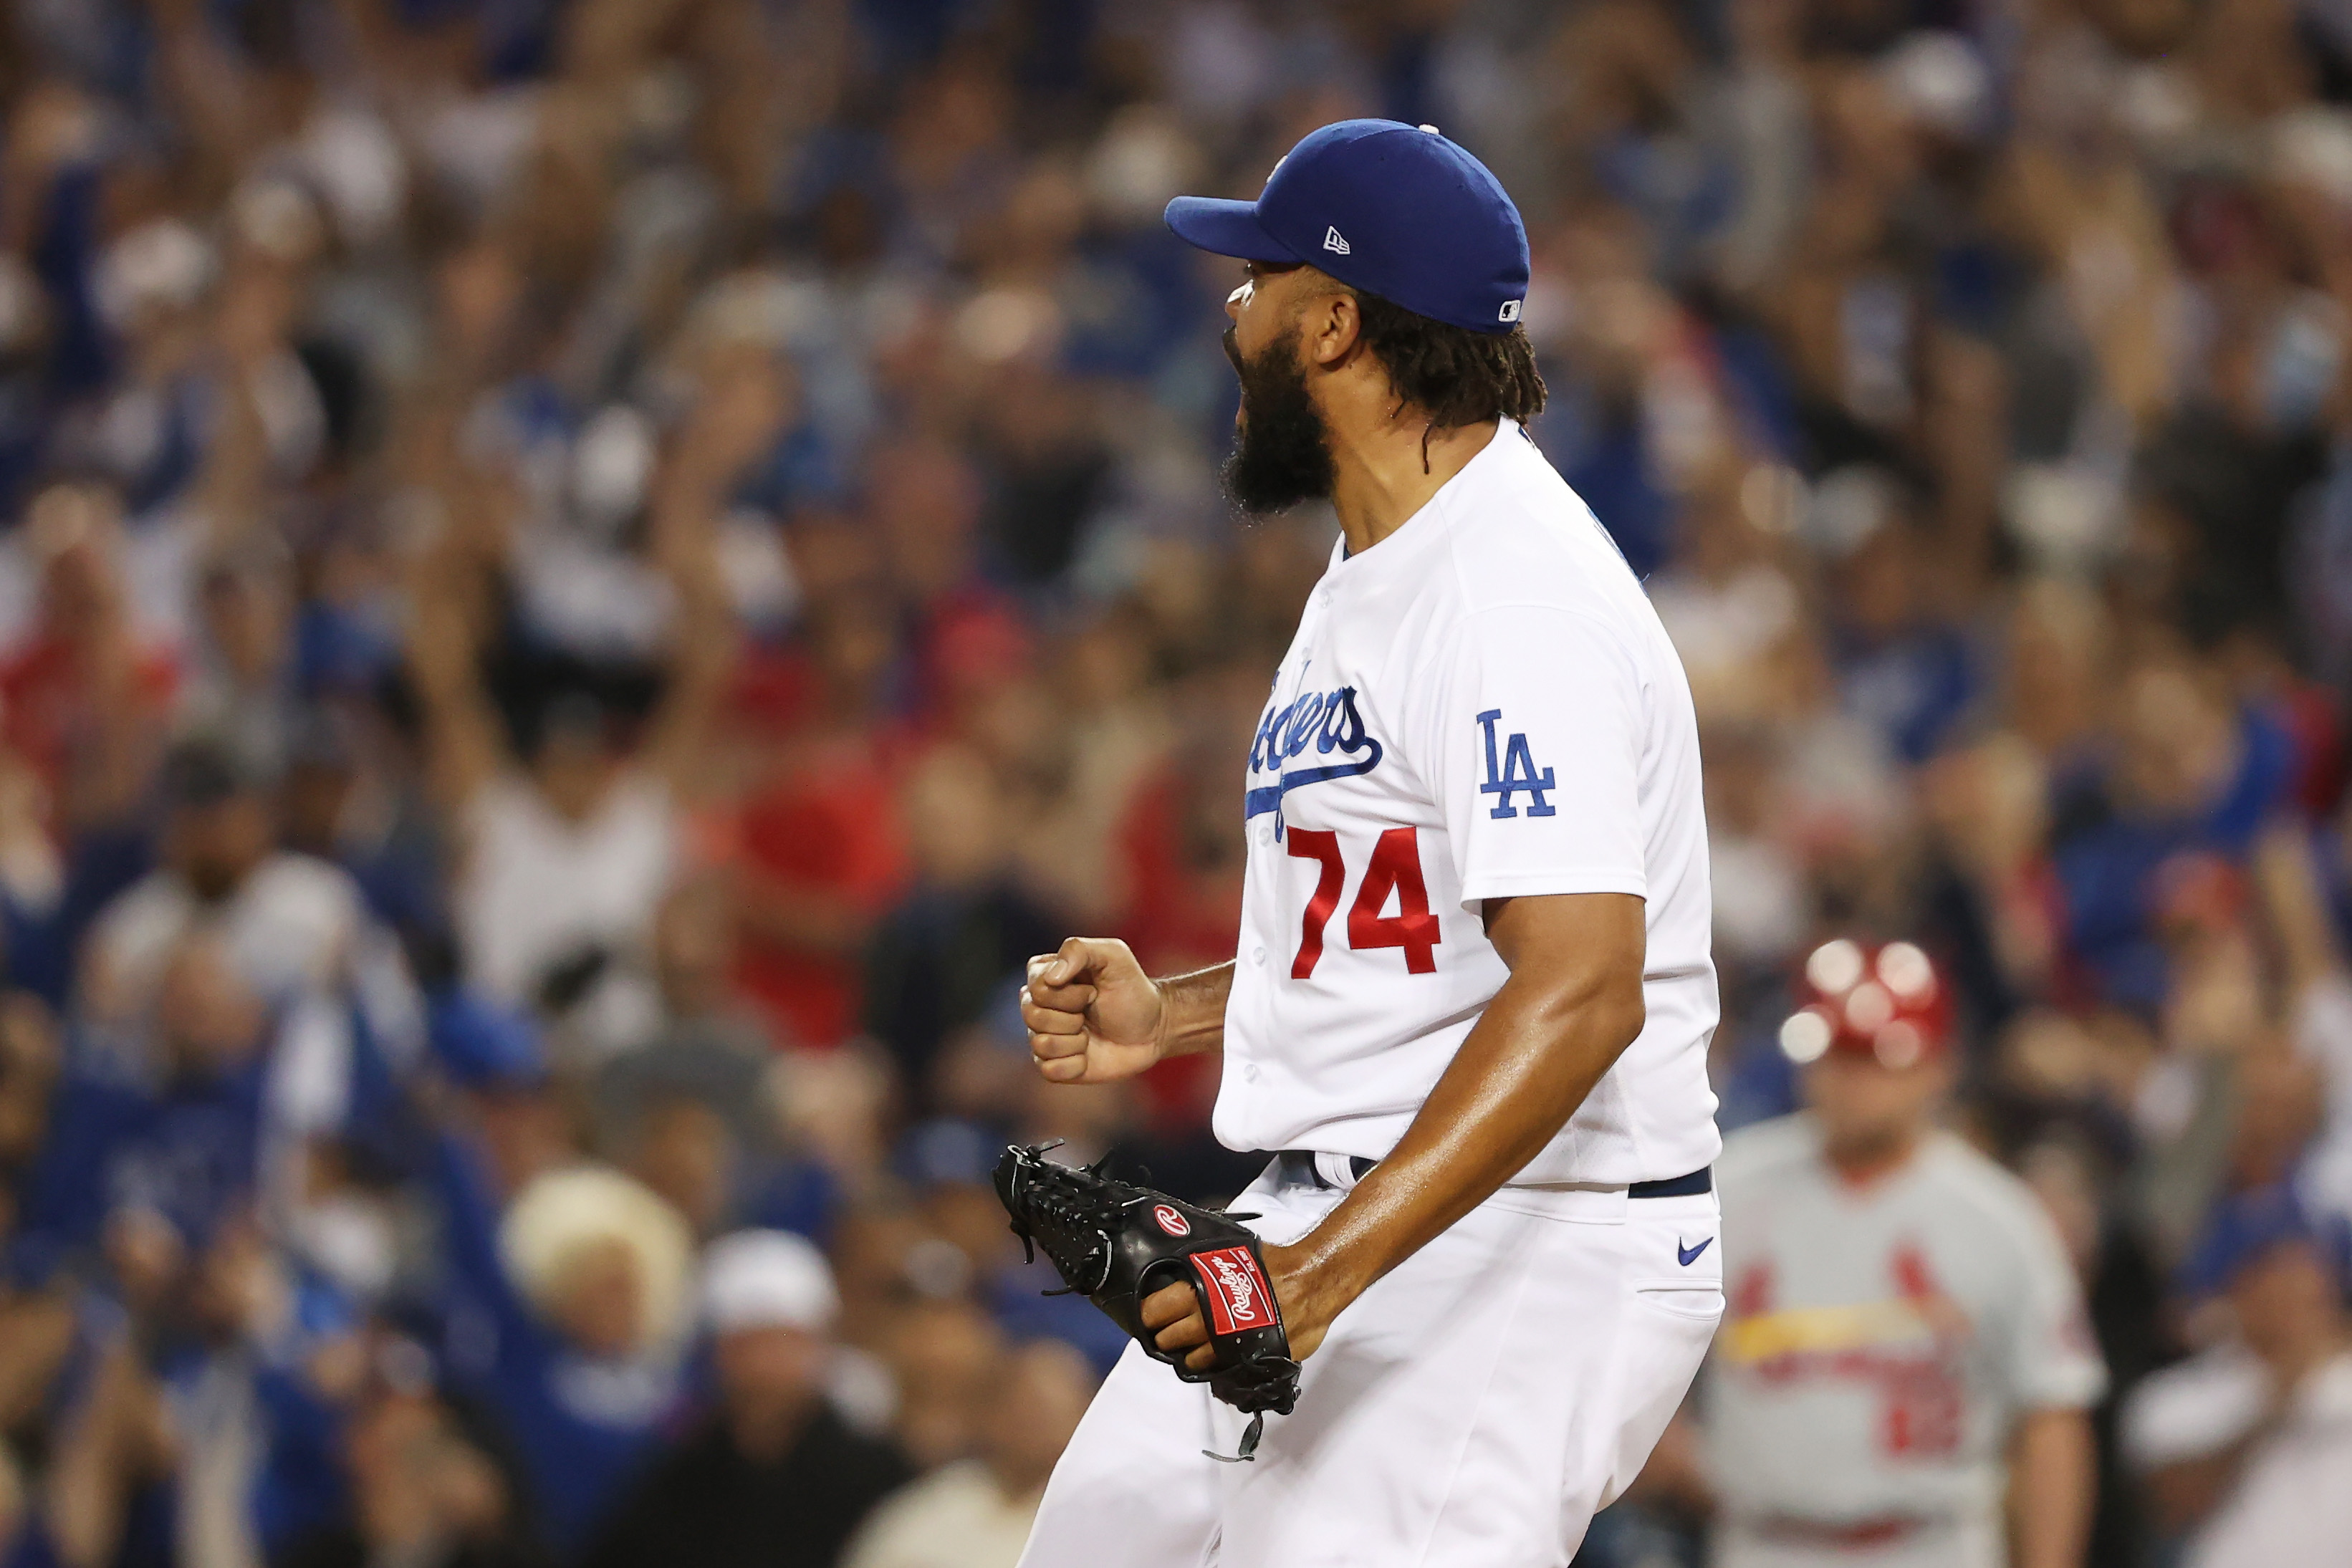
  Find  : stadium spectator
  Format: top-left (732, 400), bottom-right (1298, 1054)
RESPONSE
top-left (582, 1229), bottom-right (908, 1568)
top-left (431, 1153), bottom-right (694, 1557)
top-left (863, 746), bottom-right (1060, 1107)
top-left (726, 591), bottom-right (913, 1054)
top-left (275, 1341), bottom-right (544, 1568)
top-left (403, 353), bottom-right (754, 1062)
top-left (840, 1338), bottom-right (1095, 1568)
top-left (14, 933), bottom-right (271, 1276)
top-left (80, 736), bottom-right (375, 1024)
top-left (2121, 1189), bottom-right (2352, 1568)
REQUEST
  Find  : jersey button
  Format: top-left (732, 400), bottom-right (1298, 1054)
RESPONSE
top-left (1250, 945), bottom-right (1268, 965)
top-left (1243, 1064), bottom-right (1259, 1082)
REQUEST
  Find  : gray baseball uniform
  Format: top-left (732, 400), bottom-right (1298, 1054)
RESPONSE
top-left (1701, 1117), bottom-right (2106, 1568)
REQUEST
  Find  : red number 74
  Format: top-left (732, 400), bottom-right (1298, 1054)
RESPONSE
top-left (1286, 827), bottom-right (1441, 977)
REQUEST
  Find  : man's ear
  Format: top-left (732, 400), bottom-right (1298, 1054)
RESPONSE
top-left (1305, 288), bottom-right (1363, 369)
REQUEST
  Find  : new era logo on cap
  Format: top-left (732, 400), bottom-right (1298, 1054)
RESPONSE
top-left (1323, 226), bottom-right (1350, 256)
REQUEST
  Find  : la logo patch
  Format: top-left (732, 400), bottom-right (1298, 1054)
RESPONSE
top-left (1476, 708), bottom-right (1557, 819)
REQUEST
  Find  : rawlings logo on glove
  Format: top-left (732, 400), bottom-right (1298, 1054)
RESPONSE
top-left (1193, 1247), bottom-right (1275, 1332)
top-left (994, 1142), bottom-right (1301, 1461)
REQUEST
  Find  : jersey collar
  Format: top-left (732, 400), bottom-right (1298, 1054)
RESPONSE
top-left (1323, 417), bottom-right (1517, 586)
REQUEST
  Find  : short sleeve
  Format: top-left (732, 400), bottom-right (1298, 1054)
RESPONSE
top-left (1419, 605), bottom-right (1648, 911)
top-left (1996, 1199), bottom-right (2108, 1412)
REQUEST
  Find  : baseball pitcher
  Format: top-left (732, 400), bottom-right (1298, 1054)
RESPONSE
top-left (1008, 120), bottom-right (1724, 1567)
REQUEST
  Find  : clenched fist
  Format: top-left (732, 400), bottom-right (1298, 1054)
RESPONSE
top-left (1022, 937), bottom-right (1166, 1084)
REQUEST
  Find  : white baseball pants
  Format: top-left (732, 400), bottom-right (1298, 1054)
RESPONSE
top-left (1017, 1157), bottom-right (1724, 1568)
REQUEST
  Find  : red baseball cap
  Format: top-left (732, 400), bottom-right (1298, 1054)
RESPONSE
top-left (1779, 938), bottom-right (1950, 1069)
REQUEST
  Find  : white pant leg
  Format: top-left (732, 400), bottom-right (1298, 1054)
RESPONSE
top-left (1596, 1191), bottom-right (1729, 1514)
top-left (1221, 1185), bottom-right (1721, 1567)
top-left (1022, 1175), bottom-right (1723, 1568)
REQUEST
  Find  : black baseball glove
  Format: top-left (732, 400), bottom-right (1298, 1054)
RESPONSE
top-left (994, 1141), bottom-right (1300, 1461)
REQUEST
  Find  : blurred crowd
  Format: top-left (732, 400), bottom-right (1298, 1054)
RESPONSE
top-left (0, 0), bottom-right (2349, 1565)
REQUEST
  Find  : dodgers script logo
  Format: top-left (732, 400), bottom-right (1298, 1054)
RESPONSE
top-left (1244, 677), bottom-right (1383, 829)
top-left (1191, 1246), bottom-right (1279, 1334)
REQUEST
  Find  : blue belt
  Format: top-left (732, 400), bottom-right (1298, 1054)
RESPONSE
top-left (1277, 1152), bottom-right (1712, 1198)
top-left (1629, 1167), bottom-right (1714, 1198)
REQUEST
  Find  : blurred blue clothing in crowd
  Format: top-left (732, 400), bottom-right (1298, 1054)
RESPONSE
top-left (739, 1158), bottom-right (838, 1251)
top-left (987, 1252), bottom-right (1135, 1377)
top-left (2, 828), bottom-right (153, 1011)
top-left (1836, 620), bottom-right (1979, 765)
top-left (426, 992), bottom-right (547, 1092)
top-left (1558, 415), bottom-right (1673, 582)
top-left (2179, 1179), bottom-right (2352, 1300)
top-left (2053, 708), bottom-right (2297, 1010)
top-left (10, 1043), bottom-right (264, 1279)
top-left (27, 163), bottom-right (110, 403)
top-left (429, 1135), bottom-right (680, 1557)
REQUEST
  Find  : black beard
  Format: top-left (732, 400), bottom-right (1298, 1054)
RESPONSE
top-left (1220, 327), bottom-right (1335, 516)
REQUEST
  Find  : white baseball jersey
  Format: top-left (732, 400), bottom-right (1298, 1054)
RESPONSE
top-left (1215, 419), bottom-right (1721, 1185)
top-left (1704, 1118), bottom-right (2106, 1537)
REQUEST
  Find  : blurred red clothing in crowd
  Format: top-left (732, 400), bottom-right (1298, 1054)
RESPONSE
top-left (727, 648), bottom-right (911, 1049)
top-left (1115, 764), bottom-right (1244, 1139)
top-left (0, 630), bottom-right (176, 801)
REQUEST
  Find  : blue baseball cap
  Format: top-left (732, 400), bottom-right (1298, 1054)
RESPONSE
top-left (2177, 1181), bottom-right (2351, 1298)
top-left (1165, 120), bottom-right (1530, 336)
top-left (426, 991), bottom-right (547, 1090)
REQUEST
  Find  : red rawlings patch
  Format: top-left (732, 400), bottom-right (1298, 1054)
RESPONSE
top-left (1190, 1246), bottom-right (1277, 1334)
top-left (1152, 1203), bottom-right (1191, 1237)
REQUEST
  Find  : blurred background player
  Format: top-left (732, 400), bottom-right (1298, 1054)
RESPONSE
top-left (1663, 939), bottom-right (2105, 1568)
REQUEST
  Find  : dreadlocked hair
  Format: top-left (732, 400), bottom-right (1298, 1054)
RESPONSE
top-left (1347, 289), bottom-right (1548, 433)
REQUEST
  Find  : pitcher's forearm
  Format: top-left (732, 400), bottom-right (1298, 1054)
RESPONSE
top-left (1287, 956), bottom-right (1638, 1301)
top-left (1156, 963), bottom-right (1234, 1059)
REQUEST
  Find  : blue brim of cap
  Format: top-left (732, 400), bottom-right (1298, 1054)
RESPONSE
top-left (1164, 196), bottom-right (1300, 263)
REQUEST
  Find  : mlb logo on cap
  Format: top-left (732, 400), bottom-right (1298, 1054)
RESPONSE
top-left (1165, 120), bottom-right (1531, 336)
